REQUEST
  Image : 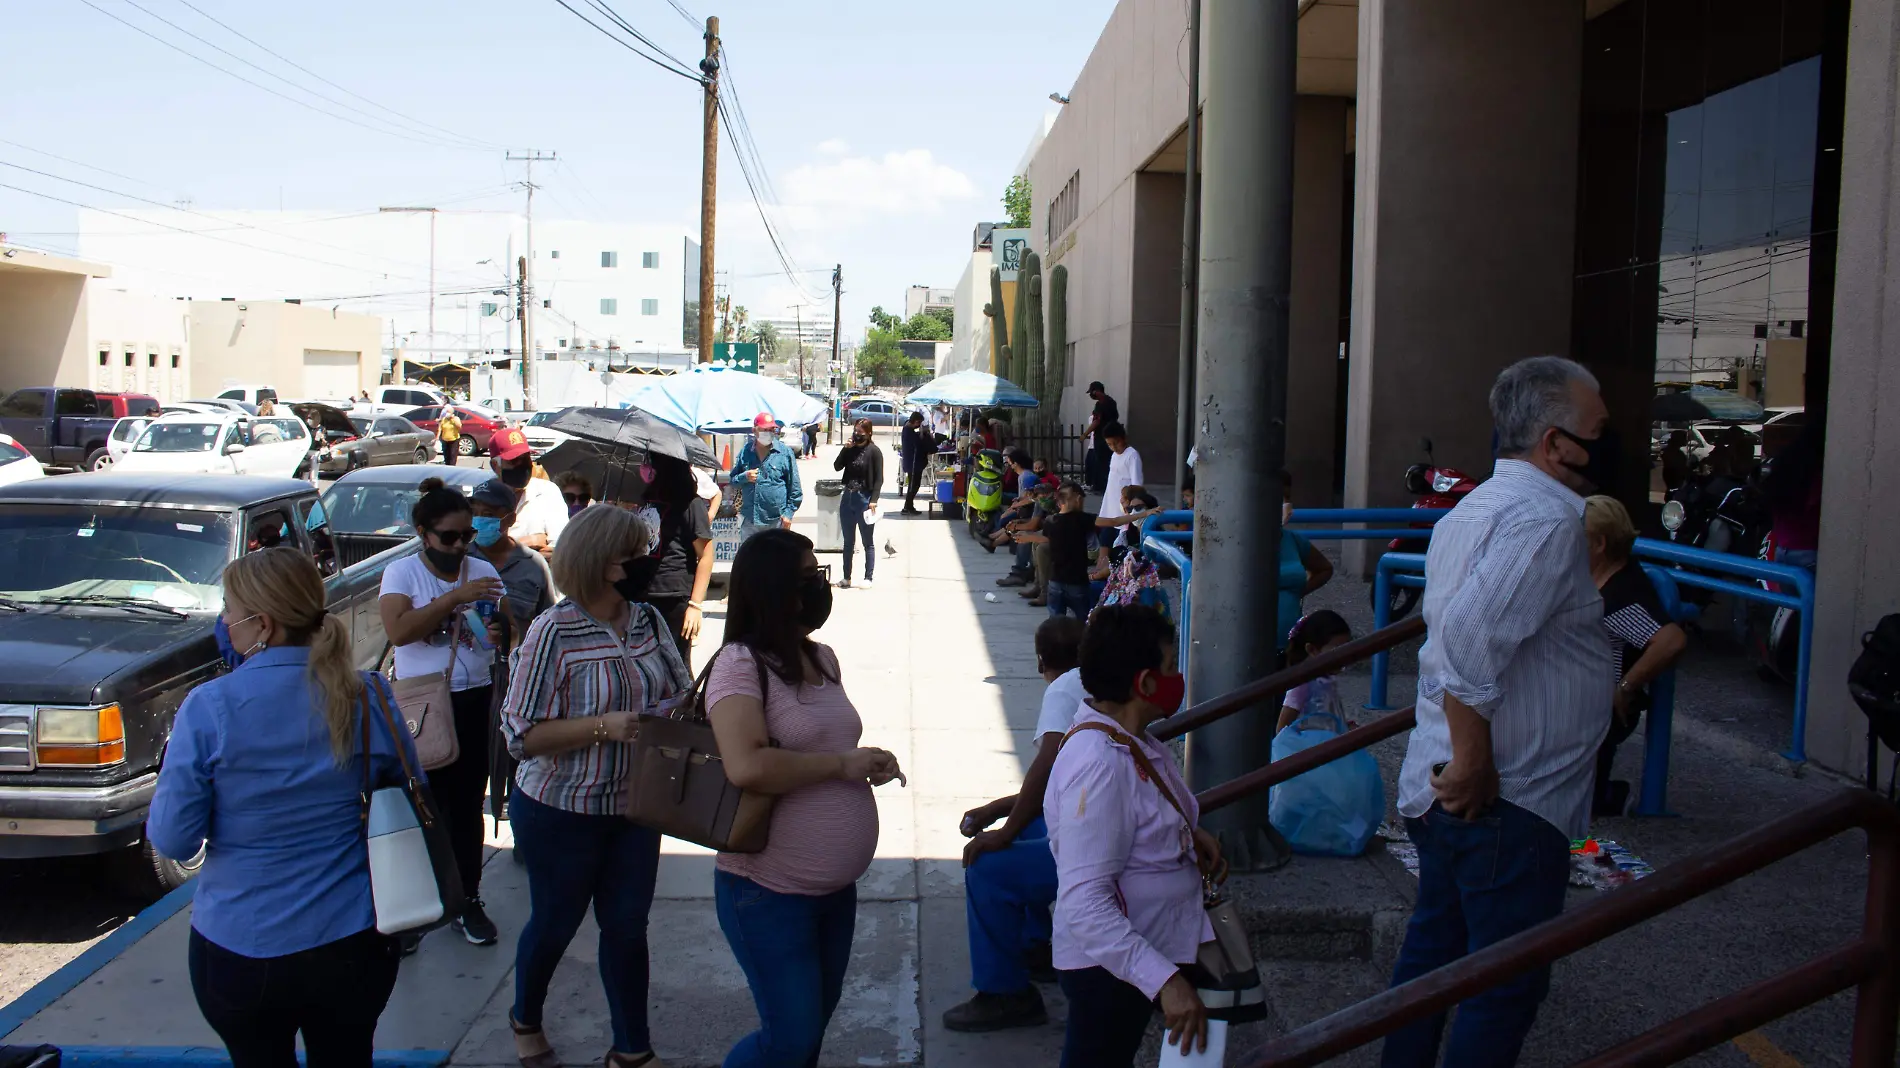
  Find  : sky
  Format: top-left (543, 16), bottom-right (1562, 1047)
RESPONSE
top-left (0, 0), bottom-right (1116, 342)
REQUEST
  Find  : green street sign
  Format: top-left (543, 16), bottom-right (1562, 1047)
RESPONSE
top-left (712, 342), bottom-right (760, 374)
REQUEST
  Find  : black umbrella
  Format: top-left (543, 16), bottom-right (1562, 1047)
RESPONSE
top-left (540, 407), bottom-right (716, 504)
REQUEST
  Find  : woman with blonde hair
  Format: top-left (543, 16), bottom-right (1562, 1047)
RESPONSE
top-left (501, 504), bottom-right (691, 1068)
top-left (149, 547), bottom-right (422, 1065)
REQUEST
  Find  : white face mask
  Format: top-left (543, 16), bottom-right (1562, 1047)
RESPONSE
top-left (756, 432), bottom-right (776, 448)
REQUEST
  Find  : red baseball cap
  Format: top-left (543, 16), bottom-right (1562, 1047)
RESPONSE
top-left (753, 412), bottom-right (779, 430)
top-left (491, 426), bottom-right (532, 461)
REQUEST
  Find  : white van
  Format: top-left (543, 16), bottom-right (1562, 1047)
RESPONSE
top-left (114, 411), bottom-right (311, 479)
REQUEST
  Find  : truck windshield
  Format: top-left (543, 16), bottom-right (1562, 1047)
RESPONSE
top-left (0, 504), bottom-right (234, 611)
top-left (321, 482), bottom-right (431, 536)
top-left (136, 421), bottom-right (224, 453)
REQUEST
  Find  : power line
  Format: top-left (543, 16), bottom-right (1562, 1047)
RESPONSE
top-left (716, 96), bottom-right (825, 304)
top-left (660, 0), bottom-right (699, 30)
top-left (580, 0), bottom-right (697, 73)
top-left (74, 0), bottom-right (494, 151)
top-left (547, 0), bottom-right (703, 82)
top-left (168, 0), bottom-right (504, 151)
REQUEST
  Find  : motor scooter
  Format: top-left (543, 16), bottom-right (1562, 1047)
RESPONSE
top-left (1372, 437), bottom-right (1477, 620)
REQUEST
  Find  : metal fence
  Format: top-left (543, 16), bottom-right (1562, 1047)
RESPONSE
top-left (1004, 420), bottom-right (1089, 481)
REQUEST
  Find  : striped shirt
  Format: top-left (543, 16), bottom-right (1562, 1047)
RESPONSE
top-left (1398, 459), bottom-right (1613, 840)
top-left (501, 599), bottom-right (691, 815)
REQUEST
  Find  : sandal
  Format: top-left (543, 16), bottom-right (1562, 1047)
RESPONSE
top-left (511, 1012), bottom-right (561, 1068)
top-left (604, 1053), bottom-right (662, 1068)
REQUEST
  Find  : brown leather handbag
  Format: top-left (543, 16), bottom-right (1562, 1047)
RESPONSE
top-left (624, 641), bottom-right (776, 853)
top-left (393, 560), bottom-right (473, 771)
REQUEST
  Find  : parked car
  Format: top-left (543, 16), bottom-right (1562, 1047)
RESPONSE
top-left (95, 392), bottom-right (162, 419)
top-left (518, 409), bottom-right (574, 458)
top-left (0, 433), bottom-right (47, 487)
top-left (184, 398), bottom-right (258, 416)
top-left (401, 404), bottom-right (504, 456)
top-left (319, 463), bottom-right (491, 568)
top-left (214, 385), bottom-right (279, 408)
top-left (842, 397), bottom-right (907, 427)
top-left (356, 384), bottom-right (451, 416)
top-left (0, 472), bottom-right (409, 897)
top-left (325, 414), bottom-right (433, 474)
top-left (115, 411), bottom-right (311, 479)
top-left (0, 387), bottom-right (123, 471)
top-left (102, 416), bottom-right (159, 470)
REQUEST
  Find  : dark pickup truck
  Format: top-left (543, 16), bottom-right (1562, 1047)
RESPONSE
top-left (0, 473), bottom-right (417, 897)
top-left (0, 387), bottom-right (124, 472)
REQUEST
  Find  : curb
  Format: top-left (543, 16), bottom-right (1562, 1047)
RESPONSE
top-left (0, 881), bottom-right (197, 1041)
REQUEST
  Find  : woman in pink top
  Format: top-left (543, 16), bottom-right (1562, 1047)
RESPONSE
top-left (706, 529), bottom-right (907, 1068)
top-left (1045, 605), bottom-right (1224, 1067)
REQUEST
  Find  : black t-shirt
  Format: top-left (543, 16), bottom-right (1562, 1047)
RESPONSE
top-left (1092, 395), bottom-right (1120, 431)
top-left (1600, 562), bottom-right (1668, 704)
top-left (647, 498), bottom-right (714, 599)
top-left (1045, 510), bottom-right (1098, 585)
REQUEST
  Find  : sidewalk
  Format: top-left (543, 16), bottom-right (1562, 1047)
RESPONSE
top-left (0, 435), bottom-right (1071, 1066)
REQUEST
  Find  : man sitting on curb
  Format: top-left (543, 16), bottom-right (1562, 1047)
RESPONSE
top-left (945, 617), bottom-right (1090, 1031)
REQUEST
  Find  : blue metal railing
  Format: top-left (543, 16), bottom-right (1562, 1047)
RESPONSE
top-left (1140, 533), bottom-right (1194, 668)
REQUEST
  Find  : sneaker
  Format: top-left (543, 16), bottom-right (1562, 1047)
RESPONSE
top-left (454, 897), bottom-right (499, 946)
top-left (942, 988), bottom-right (1047, 1032)
top-left (859, 579), bottom-right (874, 590)
top-left (997, 572), bottom-right (1030, 588)
top-left (837, 578), bottom-right (852, 589)
top-left (1017, 585), bottom-right (1042, 599)
top-left (398, 931), bottom-right (423, 957)
top-left (1026, 597), bottom-right (1047, 608)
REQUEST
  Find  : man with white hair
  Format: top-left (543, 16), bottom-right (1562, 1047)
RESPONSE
top-left (1382, 356), bottom-right (1617, 1068)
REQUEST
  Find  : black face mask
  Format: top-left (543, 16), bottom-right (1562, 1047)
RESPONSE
top-left (613, 557), bottom-right (662, 603)
top-left (423, 545), bottom-right (466, 574)
top-left (796, 573), bottom-right (833, 632)
top-left (497, 463), bottom-right (531, 489)
top-left (1557, 427), bottom-right (1621, 492)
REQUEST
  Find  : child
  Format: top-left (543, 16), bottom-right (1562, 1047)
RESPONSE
top-left (1276, 610), bottom-right (1353, 733)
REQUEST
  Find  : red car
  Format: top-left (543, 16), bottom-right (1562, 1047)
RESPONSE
top-left (95, 392), bottom-right (161, 419)
top-left (401, 404), bottom-right (504, 457)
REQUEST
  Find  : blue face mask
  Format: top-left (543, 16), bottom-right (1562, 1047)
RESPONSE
top-left (471, 515), bottom-right (505, 547)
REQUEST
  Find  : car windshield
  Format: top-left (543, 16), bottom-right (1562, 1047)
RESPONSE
top-left (528, 412), bottom-right (558, 427)
top-left (350, 417), bottom-right (373, 435)
top-left (135, 421), bottom-right (225, 453)
top-left (0, 504), bottom-right (234, 611)
top-left (320, 481), bottom-right (442, 536)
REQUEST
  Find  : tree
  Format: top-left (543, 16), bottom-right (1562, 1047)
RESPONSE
top-left (1003, 175), bottom-right (1033, 228)
top-left (926, 306), bottom-right (954, 333)
top-left (868, 305), bottom-right (901, 333)
top-left (750, 321), bottom-right (781, 359)
top-left (900, 313), bottom-right (951, 342)
top-left (856, 325), bottom-right (926, 385)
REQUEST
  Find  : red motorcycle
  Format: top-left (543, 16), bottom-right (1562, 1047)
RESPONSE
top-left (1375, 437), bottom-right (1477, 620)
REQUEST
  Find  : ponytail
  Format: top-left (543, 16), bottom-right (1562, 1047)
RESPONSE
top-left (306, 612), bottom-right (365, 763)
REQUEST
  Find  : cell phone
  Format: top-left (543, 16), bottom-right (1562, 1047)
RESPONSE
top-left (460, 605), bottom-right (493, 650)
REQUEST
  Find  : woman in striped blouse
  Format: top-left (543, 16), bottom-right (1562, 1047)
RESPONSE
top-left (500, 504), bottom-right (690, 1068)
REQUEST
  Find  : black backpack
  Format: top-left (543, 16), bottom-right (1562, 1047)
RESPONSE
top-left (1847, 613), bottom-right (1900, 793)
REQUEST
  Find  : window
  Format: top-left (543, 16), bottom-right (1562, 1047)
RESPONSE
top-left (641, 299), bottom-right (659, 316)
top-left (480, 302), bottom-right (499, 317)
top-left (1046, 170), bottom-right (1081, 245)
top-left (642, 251), bottom-right (659, 269)
top-left (171, 353), bottom-right (181, 368)
top-left (601, 298), bottom-right (619, 315)
top-left (550, 250), bottom-right (561, 259)
top-left (55, 390), bottom-right (100, 416)
top-left (0, 393), bottom-right (42, 418)
top-left (601, 251), bottom-right (618, 268)
top-left (97, 350), bottom-right (108, 367)
top-left (148, 353), bottom-right (158, 367)
top-left (124, 352), bottom-right (135, 367)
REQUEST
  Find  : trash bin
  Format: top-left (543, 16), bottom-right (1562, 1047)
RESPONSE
top-left (813, 479), bottom-right (845, 552)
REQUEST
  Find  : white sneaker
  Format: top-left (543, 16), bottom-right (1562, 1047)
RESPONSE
top-left (859, 579), bottom-right (875, 590)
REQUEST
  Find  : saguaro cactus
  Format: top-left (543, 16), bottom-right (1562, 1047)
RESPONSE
top-left (987, 266), bottom-right (1009, 375)
top-left (1045, 264), bottom-right (1068, 409)
top-left (1009, 264), bottom-right (1030, 390)
top-left (1025, 258), bottom-right (1046, 405)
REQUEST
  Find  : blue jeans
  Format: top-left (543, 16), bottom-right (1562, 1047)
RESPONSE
top-left (1381, 799), bottom-right (1570, 1068)
top-left (965, 816), bottom-right (1056, 994)
top-left (510, 791), bottom-right (662, 1055)
top-left (839, 489), bottom-right (875, 583)
top-left (1047, 581), bottom-right (1094, 619)
top-left (716, 869), bottom-right (858, 1068)
top-left (1058, 966), bottom-right (1154, 1068)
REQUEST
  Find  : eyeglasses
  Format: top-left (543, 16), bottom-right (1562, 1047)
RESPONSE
top-left (563, 493), bottom-right (589, 505)
top-left (428, 526), bottom-right (478, 545)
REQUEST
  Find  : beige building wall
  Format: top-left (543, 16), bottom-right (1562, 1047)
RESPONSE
top-left (188, 301), bottom-right (380, 400)
top-left (0, 248), bottom-right (110, 395)
top-left (86, 288), bottom-right (192, 403)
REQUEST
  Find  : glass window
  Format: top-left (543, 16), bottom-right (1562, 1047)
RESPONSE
top-left (0, 392), bottom-right (42, 418)
top-left (641, 299), bottom-right (659, 316)
top-left (601, 298), bottom-right (619, 315)
top-left (135, 421), bottom-right (222, 453)
top-left (642, 251), bottom-right (659, 269)
top-left (551, 250), bottom-right (561, 259)
top-left (601, 251), bottom-right (618, 268)
top-left (0, 438), bottom-right (28, 464)
top-left (0, 504), bottom-right (235, 610)
top-left (55, 391), bottom-right (100, 416)
top-left (171, 354), bottom-right (181, 369)
top-left (299, 497), bottom-right (337, 576)
top-left (98, 350), bottom-right (109, 367)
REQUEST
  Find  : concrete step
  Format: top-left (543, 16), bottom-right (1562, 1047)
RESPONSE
top-left (1229, 846), bottom-right (1414, 967)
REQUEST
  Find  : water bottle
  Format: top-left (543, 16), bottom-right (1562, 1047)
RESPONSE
top-left (1157, 1019), bottom-right (1227, 1068)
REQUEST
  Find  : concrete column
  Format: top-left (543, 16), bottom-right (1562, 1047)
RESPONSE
top-left (1343, 0), bottom-right (1581, 568)
top-left (1805, 0), bottom-right (1900, 777)
top-left (1288, 96), bottom-right (1349, 508)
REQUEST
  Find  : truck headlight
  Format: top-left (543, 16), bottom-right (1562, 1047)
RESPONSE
top-left (37, 704), bottom-right (126, 766)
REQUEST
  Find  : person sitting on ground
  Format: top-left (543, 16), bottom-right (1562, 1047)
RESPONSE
top-left (944, 616), bottom-right (1089, 1033)
top-left (1276, 610), bottom-right (1354, 734)
top-left (996, 480), bottom-right (1054, 590)
top-left (1012, 482), bottom-right (1141, 620)
top-left (1584, 495), bottom-right (1688, 817)
top-left (1048, 604), bottom-right (1221, 1067)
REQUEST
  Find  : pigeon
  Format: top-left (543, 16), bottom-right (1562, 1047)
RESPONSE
top-left (884, 540), bottom-right (897, 557)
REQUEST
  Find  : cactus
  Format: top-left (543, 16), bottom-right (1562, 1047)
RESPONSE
top-left (987, 266), bottom-right (1008, 375)
top-left (1010, 263), bottom-right (1030, 389)
top-left (1026, 264), bottom-right (1046, 406)
top-left (1045, 264), bottom-right (1068, 409)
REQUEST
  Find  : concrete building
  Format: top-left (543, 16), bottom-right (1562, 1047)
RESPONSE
top-left (1022, 0), bottom-right (1895, 779)
top-left (942, 223), bottom-right (1000, 377)
top-left (0, 245), bottom-right (193, 403)
top-left (187, 300), bottom-right (380, 400)
top-left (903, 286), bottom-right (956, 320)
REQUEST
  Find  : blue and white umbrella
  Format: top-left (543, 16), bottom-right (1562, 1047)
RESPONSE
top-left (620, 366), bottom-right (827, 433)
top-left (905, 369), bottom-right (1039, 409)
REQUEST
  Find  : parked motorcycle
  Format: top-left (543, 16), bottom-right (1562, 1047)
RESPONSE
top-left (1372, 437), bottom-right (1477, 620)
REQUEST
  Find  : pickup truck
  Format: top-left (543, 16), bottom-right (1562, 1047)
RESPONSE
top-left (0, 472), bottom-right (417, 898)
top-left (0, 387), bottom-right (124, 472)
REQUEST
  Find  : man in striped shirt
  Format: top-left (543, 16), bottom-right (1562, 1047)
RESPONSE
top-left (1383, 356), bottom-right (1616, 1068)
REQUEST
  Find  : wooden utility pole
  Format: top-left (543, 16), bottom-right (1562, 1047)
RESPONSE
top-left (697, 16), bottom-right (721, 362)
top-left (516, 255), bottom-right (529, 394)
top-left (507, 150), bottom-right (556, 405)
top-left (830, 264), bottom-right (842, 386)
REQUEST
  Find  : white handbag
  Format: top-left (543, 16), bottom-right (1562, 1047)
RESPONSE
top-left (361, 674), bottom-right (464, 935)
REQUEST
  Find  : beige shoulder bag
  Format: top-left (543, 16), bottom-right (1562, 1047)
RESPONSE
top-left (393, 559), bottom-right (475, 771)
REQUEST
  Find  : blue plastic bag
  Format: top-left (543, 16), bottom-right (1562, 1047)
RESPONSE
top-left (1268, 711), bottom-right (1384, 857)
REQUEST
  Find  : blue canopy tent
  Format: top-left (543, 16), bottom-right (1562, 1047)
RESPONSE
top-left (904, 369), bottom-right (1040, 409)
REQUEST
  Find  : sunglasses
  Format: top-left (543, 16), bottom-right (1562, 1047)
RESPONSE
top-left (428, 526), bottom-right (478, 546)
top-left (563, 493), bottom-right (589, 505)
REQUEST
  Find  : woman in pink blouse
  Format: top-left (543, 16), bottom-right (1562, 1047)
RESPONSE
top-left (706, 528), bottom-right (907, 1068)
top-left (1046, 605), bottom-right (1223, 1067)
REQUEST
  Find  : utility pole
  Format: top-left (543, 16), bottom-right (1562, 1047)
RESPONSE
top-left (1172, 0), bottom-right (1201, 507)
top-left (507, 150), bottom-right (556, 406)
top-left (697, 16), bottom-right (721, 362)
top-left (516, 255), bottom-right (529, 398)
top-left (1185, 0), bottom-right (1298, 872)
top-left (830, 264), bottom-right (843, 439)
top-left (789, 302), bottom-right (817, 389)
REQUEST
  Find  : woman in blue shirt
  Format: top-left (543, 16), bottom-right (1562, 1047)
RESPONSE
top-left (1276, 471), bottom-right (1333, 656)
top-left (149, 546), bottom-right (422, 1065)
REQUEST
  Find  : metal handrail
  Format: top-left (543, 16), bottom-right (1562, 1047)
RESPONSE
top-left (1199, 707), bottom-right (1416, 812)
top-left (1243, 788), bottom-right (1900, 1067)
top-left (1151, 615), bottom-right (1426, 741)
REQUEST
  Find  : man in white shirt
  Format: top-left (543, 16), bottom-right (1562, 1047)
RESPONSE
top-left (944, 616), bottom-right (1089, 1033)
top-left (1384, 356), bottom-right (1616, 1068)
top-left (1098, 421), bottom-right (1144, 548)
top-left (487, 427), bottom-right (567, 557)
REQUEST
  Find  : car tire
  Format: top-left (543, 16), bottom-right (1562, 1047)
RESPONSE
top-left (459, 437), bottom-right (479, 457)
top-left (414, 446), bottom-right (430, 464)
top-left (86, 447), bottom-right (112, 472)
top-left (113, 831), bottom-right (203, 902)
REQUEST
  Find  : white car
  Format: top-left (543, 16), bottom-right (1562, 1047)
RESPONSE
top-left (0, 433), bottom-right (46, 488)
top-left (102, 415), bottom-right (160, 469)
top-left (114, 412), bottom-right (312, 479)
top-left (518, 410), bottom-right (573, 458)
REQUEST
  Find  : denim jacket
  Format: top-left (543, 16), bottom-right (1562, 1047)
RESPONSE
top-left (732, 441), bottom-right (802, 525)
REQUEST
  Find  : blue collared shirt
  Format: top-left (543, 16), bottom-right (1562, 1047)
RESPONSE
top-left (149, 646), bottom-right (421, 957)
